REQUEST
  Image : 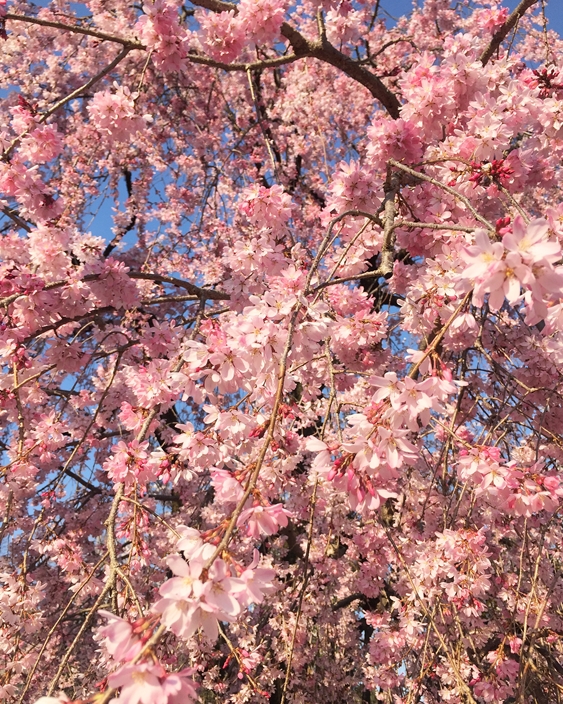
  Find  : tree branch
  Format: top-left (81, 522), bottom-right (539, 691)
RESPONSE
top-left (479, 0), bottom-right (539, 66)
top-left (128, 272), bottom-right (230, 300)
top-left (189, 0), bottom-right (401, 118)
top-left (5, 12), bottom-right (144, 48)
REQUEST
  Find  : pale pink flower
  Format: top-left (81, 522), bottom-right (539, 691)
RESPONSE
top-left (503, 216), bottom-right (561, 265)
top-left (202, 559), bottom-right (246, 615)
top-left (103, 440), bottom-right (150, 485)
top-left (87, 83), bottom-right (149, 142)
top-left (97, 610), bottom-right (142, 662)
top-left (199, 9), bottom-right (245, 63)
top-left (370, 371), bottom-right (401, 403)
top-left (154, 558), bottom-right (245, 641)
top-left (163, 668), bottom-right (199, 704)
top-left (237, 550), bottom-right (276, 606)
top-left (237, 503), bottom-right (291, 538)
top-left (375, 427), bottom-right (418, 471)
top-left (158, 554), bottom-right (204, 601)
top-left (176, 527), bottom-right (215, 561)
top-left (210, 469), bottom-right (245, 502)
top-left (108, 663), bottom-right (168, 704)
top-left (462, 229), bottom-right (504, 281)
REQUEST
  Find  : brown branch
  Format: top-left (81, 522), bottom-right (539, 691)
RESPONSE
top-left (128, 272), bottom-right (230, 300)
top-left (189, 0), bottom-right (401, 118)
top-left (387, 159), bottom-right (494, 230)
top-left (1, 206), bottom-right (32, 232)
top-left (5, 12), bottom-right (144, 48)
top-left (331, 593), bottom-right (367, 611)
top-left (0, 271), bottom-right (229, 309)
top-left (17, 551), bottom-right (110, 704)
top-left (407, 290), bottom-right (473, 380)
top-left (279, 480), bottom-right (319, 704)
top-left (187, 50), bottom-right (300, 71)
top-left (64, 468), bottom-right (103, 495)
top-left (479, 0), bottom-right (539, 66)
top-left (306, 39), bottom-right (401, 118)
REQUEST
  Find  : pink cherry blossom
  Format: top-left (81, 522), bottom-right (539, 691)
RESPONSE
top-left (10, 2), bottom-right (563, 703)
top-left (237, 503), bottom-right (291, 538)
top-left (108, 662), bottom-right (197, 704)
top-left (96, 610), bottom-right (143, 662)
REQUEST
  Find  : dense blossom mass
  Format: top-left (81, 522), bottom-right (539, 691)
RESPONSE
top-left (2, 0), bottom-right (563, 702)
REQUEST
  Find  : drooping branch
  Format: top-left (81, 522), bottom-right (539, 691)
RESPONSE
top-left (103, 169), bottom-right (137, 257)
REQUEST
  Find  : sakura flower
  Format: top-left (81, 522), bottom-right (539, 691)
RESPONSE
top-left (237, 549), bottom-right (276, 606)
top-left (96, 610), bottom-right (143, 662)
top-left (461, 229), bottom-right (505, 281)
top-left (461, 232), bottom-right (522, 310)
top-left (503, 216), bottom-right (561, 265)
top-left (237, 0), bottom-right (286, 44)
top-left (374, 427), bottom-right (418, 471)
top-left (154, 558), bottom-right (245, 641)
top-left (87, 83), bottom-right (149, 142)
top-left (182, 340), bottom-right (210, 370)
top-left (369, 372), bottom-right (401, 404)
top-left (103, 440), bottom-right (151, 485)
top-left (199, 9), bottom-right (245, 63)
top-left (208, 348), bottom-right (249, 381)
top-left (176, 527), bottom-right (215, 561)
top-left (237, 503), bottom-right (291, 538)
top-left (210, 468), bottom-right (245, 502)
top-left (202, 559), bottom-right (246, 615)
top-left (162, 668), bottom-right (199, 704)
top-left (158, 554), bottom-right (204, 601)
top-left (108, 662), bottom-right (169, 704)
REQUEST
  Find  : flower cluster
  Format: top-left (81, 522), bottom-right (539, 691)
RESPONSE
top-left (154, 534), bottom-right (275, 641)
top-left (87, 83), bottom-right (150, 142)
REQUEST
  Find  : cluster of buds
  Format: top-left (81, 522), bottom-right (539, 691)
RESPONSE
top-left (495, 216), bottom-right (511, 236)
top-left (17, 94), bottom-right (39, 116)
top-left (468, 159), bottom-right (514, 188)
top-left (13, 345), bottom-right (32, 370)
top-left (533, 66), bottom-right (563, 99)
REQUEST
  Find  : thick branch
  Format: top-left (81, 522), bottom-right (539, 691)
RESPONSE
top-left (0, 271), bottom-right (229, 309)
top-left (1, 206), bottom-right (32, 232)
top-left (331, 593), bottom-right (366, 611)
top-left (479, 0), bottom-right (539, 66)
top-left (306, 40), bottom-right (401, 118)
top-left (189, 0), bottom-right (401, 118)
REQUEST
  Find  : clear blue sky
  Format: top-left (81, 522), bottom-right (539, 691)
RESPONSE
top-left (383, 0), bottom-right (563, 35)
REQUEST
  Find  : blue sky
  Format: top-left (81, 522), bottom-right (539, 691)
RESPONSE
top-left (384, 0), bottom-right (563, 34)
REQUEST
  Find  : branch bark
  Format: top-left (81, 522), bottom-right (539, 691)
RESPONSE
top-left (190, 0), bottom-right (401, 118)
top-left (479, 0), bottom-right (539, 66)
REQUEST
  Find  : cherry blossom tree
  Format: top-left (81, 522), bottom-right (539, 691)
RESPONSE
top-left (2, 0), bottom-right (563, 702)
